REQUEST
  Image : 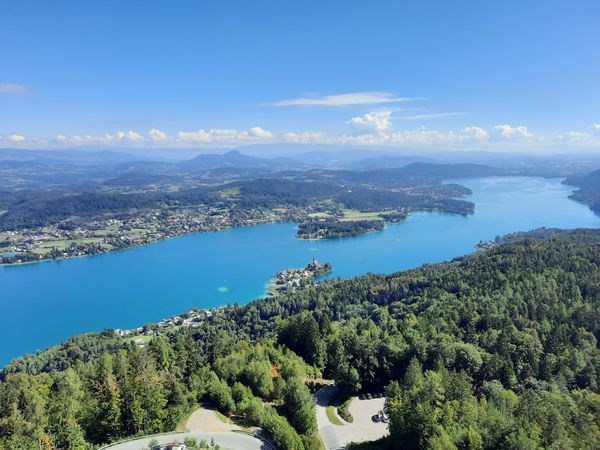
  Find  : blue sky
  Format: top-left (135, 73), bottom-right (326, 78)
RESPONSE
top-left (1, 0), bottom-right (600, 150)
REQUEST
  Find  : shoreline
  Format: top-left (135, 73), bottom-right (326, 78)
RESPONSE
top-left (267, 259), bottom-right (333, 297)
top-left (1, 216), bottom-right (397, 266)
top-left (0, 208), bottom-right (468, 267)
top-left (0, 176), bottom-right (581, 267)
top-left (0, 218), bottom-right (288, 268)
top-left (295, 221), bottom-right (390, 241)
top-left (4, 177), bottom-right (599, 366)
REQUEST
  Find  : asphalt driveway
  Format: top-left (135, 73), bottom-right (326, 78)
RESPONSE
top-left (101, 431), bottom-right (269, 450)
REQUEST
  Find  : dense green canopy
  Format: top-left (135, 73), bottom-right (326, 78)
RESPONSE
top-left (2, 229), bottom-right (600, 449)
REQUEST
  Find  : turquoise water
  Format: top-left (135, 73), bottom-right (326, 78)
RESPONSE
top-left (1, 177), bottom-right (599, 366)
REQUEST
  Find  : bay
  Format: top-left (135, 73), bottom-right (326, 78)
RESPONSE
top-left (1, 176), bottom-right (599, 366)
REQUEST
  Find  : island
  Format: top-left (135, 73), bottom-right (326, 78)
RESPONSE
top-left (268, 258), bottom-right (332, 296)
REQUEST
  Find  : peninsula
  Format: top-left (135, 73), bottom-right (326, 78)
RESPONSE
top-left (268, 258), bottom-right (332, 296)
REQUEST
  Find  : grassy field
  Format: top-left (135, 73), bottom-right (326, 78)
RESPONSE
top-left (307, 212), bottom-right (333, 218)
top-left (326, 405), bottom-right (344, 425)
top-left (337, 397), bottom-right (354, 423)
top-left (31, 237), bottom-right (107, 254)
top-left (340, 209), bottom-right (386, 221)
top-left (129, 334), bottom-right (153, 344)
top-left (215, 411), bottom-right (233, 424)
top-left (25, 222), bottom-right (143, 256)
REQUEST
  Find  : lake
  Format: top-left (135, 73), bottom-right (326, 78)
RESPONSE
top-left (1, 176), bottom-right (599, 366)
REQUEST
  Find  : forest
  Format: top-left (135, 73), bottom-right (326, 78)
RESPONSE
top-left (2, 229), bottom-right (600, 449)
top-left (565, 169), bottom-right (600, 214)
top-left (336, 188), bottom-right (474, 215)
top-left (296, 218), bottom-right (385, 239)
top-left (0, 169), bottom-right (474, 232)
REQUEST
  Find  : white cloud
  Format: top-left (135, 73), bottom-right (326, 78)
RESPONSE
top-left (460, 126), bottom-right (488, 141)
top-left (340, 125), bottom-right (491, 147)
top-left (554, 131), bottom-right (588, 143)
top-left (73, 132), bottom-right (114, 143)
top-left (20, 121), bottom-right (600, 150)
top-left (283, 131), bottom-right (328, 143)
top-left (348, 111), bottom-right (392, 133)
top-left (47, 126), bottom-right (275, 147)
top-left (401, 112), bottom-right (464, 120)
top-left (177, 127), bottom-right (275, 145)
top-left (64, 132), bottom-right (142, 145)
top-left (249, 126), bottom-right (274, 139)
top-left (347, 111), bottom-right (468, 135)
top-left (272, 91), bottom-right (416, 107)
top-left (126, 130), bottom-right (143, 141)
top-left (8, 133), bottom-right (26, 142)
top-left (72, 135), bottom-right (96, 143)
top-left (0, 83), bottom-right (29, 94)
top-left (178, 129), bottom-right (244, 143)
top-left (148, 128), bottom-right (168, 142)
top-left (114, 130), bottom-right (143, 142)
top-left (340, 127), bottom-right (448, 146)
top-left (492, 124), bottom-right (533, 140)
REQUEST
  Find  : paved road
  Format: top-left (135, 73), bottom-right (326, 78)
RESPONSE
top-left (185, 406), bottom-right (244, 432)
top-left (315, 384), bottom-right (343, 450)
top-left (102, 431), bottom-right (269, 450)
top-left (314, 385), bottom-right (343, 450)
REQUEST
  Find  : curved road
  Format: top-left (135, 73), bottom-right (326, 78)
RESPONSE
top-left (314, 385), bottom-right (344, 450)
top-left (102, 431), bottom-right (270, 450)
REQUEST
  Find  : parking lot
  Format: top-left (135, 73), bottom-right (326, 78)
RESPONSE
top-left (344, 396), bottom-right (388, 445)
top-left (315, 386), bottom-right (389, 450)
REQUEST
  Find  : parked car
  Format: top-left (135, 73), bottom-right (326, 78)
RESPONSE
top-left (379, 410), bottom-right (388, 423)
top-left (359, 394), bottom-right (365, 400)
top-left (366, 393), bottom-right (372, 399)
top-left (151, 444), bottom-right (187, 450)
top-left (372, 414), bottom-right (380, 422)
